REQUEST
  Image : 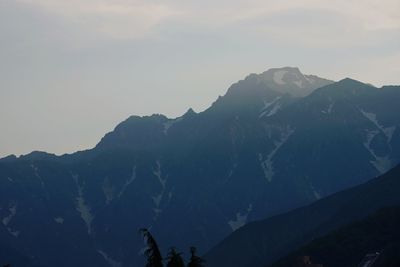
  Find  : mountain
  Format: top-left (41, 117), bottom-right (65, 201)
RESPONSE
top-left (1, 67), bottom-right (400, 266)
top-left (204, 164), bottom-right (400, 267)
top-left (268, 206), bottom-right (400, 267)
top-left (249, 67), bottom-right (333, 97)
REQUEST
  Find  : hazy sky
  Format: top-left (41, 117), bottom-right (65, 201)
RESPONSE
top-left (1, 0), bottom-right (399, 157)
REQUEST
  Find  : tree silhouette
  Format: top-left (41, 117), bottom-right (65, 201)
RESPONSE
top-left (166, 247), bottom-right (185, 267)
top-left (187, 247), bottom-right (205, 267)
top-left (139, 229), bottom-right (205, 267)
top-left (140, 228), bottom-right (163, 267)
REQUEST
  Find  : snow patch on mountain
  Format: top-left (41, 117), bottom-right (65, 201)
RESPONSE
top-left (373, 156), bottom-right (392, 174)
top-left (361, 110), bottom-right (380, 127)
top-left (273, 70), bottom-right (288, 85)
top-left (8, 229), bottom-right (19, 237)
top-left (261, 97), bottom-right (281, 111)
top-left (293, 80), bottom-right (304, 88)
top-left (384, 126), bottom-right (397, 143)
top-left (2, 203), bottom-right (19, 237)
top-left (266, 102), bottom-right (281, 117)
top-left (98, 250), bottom-right (122, 267)
top-left (153, 161), bottom-right (166, 188)
top-left (152, 194), bottom-right (162, 207)
top-left (228, 204), bottom-right (253, 231)
top-left (259, 153), bottom-right (273, 183)
top-left (313, 190), bottom-right (321, 200)
top-left (118, 165), bottom-right (137, 198)
top-left (259, 126), bottom-right (295, 182)
top-left (363, 129), bottom-right (392, 174)
top-left (259, 97), bottom-right (281, 118)
top-left (73, 174), bottom-right (94, 235)
top-left (256, 67), bottom-right (333, 97)
top-left (151, 161), bottom-right (167, 220)
top-left (54, 217), bottom-right (64, 224)
top-left (361, 110), bottom-right (396, 143)
top-left (363, 129), bottom-right (379, 154)
top-left (1, 204), bottom-right (16, 227)
top-left (328, 102), bottom-right (334, 113)
top-left (304, 75), bottom-right (316, 84)
top-left (272, 68), bottom-right (308, 88)
top-left (322, 102), bottom-right (335, 114)
top-left (361, 109), bottom-right (396, 173)
top-left (310, 184), bottom-right (321, 200)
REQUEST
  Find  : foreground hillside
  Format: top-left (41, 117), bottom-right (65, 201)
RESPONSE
top-left (269, 206), bottom-right (400, 267)
top-left (205, 164), bottom-right (400, 267)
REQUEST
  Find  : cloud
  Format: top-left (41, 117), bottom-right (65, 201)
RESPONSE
top-left (13, 0), bottom-right (400, 41)
top-left (15, 0), bottom-right (180, 39)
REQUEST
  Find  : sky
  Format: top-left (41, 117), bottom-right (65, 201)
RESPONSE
top-left (1, 0), bottom-right (399, 157)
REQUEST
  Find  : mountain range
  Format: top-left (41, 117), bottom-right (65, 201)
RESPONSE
top-left (1, 67), bottom-right (400, 266)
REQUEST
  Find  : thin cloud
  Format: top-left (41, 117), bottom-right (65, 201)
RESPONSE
top-left (15, 0), bottom-right (181, 39)
top-left (14, 0), bottom-right (400, 40)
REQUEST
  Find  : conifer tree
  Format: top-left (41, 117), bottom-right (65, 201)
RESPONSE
top-left (166, 247), bottom-right (185, 267)
top-left (140, 228), bottom-right (163, 267)
top-left (187, 247), bottom-right (205, 267)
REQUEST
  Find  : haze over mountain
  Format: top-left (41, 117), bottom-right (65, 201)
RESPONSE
top-left (1, 67), bottom-right (400, 267)
top-left (2, 0), bottom-right (399, 159)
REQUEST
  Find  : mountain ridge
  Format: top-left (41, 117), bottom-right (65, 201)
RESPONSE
top-left (1, 67), bottom-right (400, 267)
top-left (1, 72), bottom-right (388, 161)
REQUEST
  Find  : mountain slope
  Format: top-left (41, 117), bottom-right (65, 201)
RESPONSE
top-left (268, 206), bottom-right (400, 267)
top-left (1, 68), bottom-right (400, 267)
top-left (204, 164), bottom-right (400, 267)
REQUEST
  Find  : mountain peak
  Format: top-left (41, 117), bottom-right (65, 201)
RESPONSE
top-left (19, 151), bottom-right (57, 161)
top-left (327, 78), bottom-right (376, 91)
top-left (266, 66), bottom-right (301, 73)
top-left (184, 108), bottom-right (196, 116)
top-left (337, 77), bottom-right (371, 86)
top-left (0, 154), bottom-right (17, 162)
top-left (253, 67), bottom-right (334, 97)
